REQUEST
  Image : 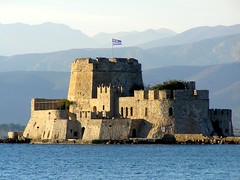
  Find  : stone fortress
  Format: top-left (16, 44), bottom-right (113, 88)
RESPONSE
top-left (23, 57), bottom-right (234, 142)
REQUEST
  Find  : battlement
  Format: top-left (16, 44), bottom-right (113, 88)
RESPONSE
top-left (134, 88), bottom-right (209, 100)
top-left (71, 57), bottom-right (141, 72)
top-left (210, 109), bottom-right (232, 116)
top-left (97, 85), bottom-right (123, 95)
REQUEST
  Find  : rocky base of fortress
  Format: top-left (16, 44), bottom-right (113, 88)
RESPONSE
top-left (28, 135), bottom-right (240, 145)
top-left (0, 138), bottom-right (31, 144)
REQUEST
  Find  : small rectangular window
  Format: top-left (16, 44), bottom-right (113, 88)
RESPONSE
top-left (145, 108), bottom-right (148, 116)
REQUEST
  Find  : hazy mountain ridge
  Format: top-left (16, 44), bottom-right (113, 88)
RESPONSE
top-left (0, 71), bottom-right (70, 126)
top-left (0, 22), bottom-right (99, 55)
top-left (0, 22), bottom-right (177, 56)
top-left (93, 28), bottom-right (177, 47)
top-left (146, 33), bottom-right (240, 66)
top-left (139, 24), bottom-right (240, 49)
top-left (0, 33), bottom-right (239, 71)
top-left (1, 22), bottom-right (240, 56)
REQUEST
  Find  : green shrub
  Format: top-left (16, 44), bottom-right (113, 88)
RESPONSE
top-left (150, 80), bottom-right (186, 90)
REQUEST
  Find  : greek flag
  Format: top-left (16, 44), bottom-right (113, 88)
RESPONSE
top-left (112, 38), bottom-right (122, 45)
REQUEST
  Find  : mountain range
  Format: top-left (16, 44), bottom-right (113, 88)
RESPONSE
top-left (139, 24), bottom-right (240, 48)
top-left (0, 22), bottom-right (240, 129)
top-left (0, 33), bottom-right (239, 71)
top-left (1, 22), bottom-right (240, 56)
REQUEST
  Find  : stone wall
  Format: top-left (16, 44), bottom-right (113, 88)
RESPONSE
top-left (81, 118), bottom-right (143, 140)
top-left (66, 120), bottom-right (81, 139)
top-left (81, 119), bottom-right (102, 141)
top-left (209, 109), bottom-right (233, 136)
top-left (99, 119), bottom-right (132, 140)
top-left (23, 109), bottom-right (69, 140)
top-left (118, 88), bottom-right (213, 137)
top-left (119, 90), bottom-right (174, 138)
top-left (173, 98), bottom-right (212, 136)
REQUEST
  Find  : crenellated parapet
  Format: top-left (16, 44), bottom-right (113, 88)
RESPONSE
top-left (96, 84), bottom-right (123, 96)
top-left (133, 89), bottom-right (209, 100)
top-left (70, 57), bottom-right (141, 73)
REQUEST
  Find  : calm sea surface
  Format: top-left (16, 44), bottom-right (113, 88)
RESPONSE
top-left (0, 144), bottom-right (239, 179)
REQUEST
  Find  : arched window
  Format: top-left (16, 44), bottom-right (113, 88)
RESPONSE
top-left (47, 131), bottom-right (50, 139)
top-left (93, 106), bottom-right (97, 113)
top-left (145, 108), bottom-right (148, 116)
top-left (169, 107), bottom-right (173, 116)
top-left (81, 127), bottom-right (85, 139)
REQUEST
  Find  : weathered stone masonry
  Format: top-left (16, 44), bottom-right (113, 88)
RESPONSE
top-left (23, 57), bottom-right (234, 141)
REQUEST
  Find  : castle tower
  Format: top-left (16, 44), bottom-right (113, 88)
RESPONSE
top-left (67, 57), bottom-right (143, 113)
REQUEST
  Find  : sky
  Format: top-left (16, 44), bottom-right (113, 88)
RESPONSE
top-left (0, 0), bottom-right (239, 36)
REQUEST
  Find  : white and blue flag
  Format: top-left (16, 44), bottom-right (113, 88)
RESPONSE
top-left (112, 38), bottom-right (122, 45)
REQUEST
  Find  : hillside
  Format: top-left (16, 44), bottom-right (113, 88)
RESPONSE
top-left (0, 71), bottom-right (70, 125)
top-left (0, 123), bottom-right (25, 138)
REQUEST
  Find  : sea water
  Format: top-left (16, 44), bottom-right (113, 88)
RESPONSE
top-left (0, 144), bottom-right (239, 179)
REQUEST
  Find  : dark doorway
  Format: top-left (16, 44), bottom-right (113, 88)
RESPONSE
top-left (169, 107), bottom-right (173, 116)
top-left (81, 127), bottom-right (85, 139)
top-left (212, 120), bottom-right (224, 137)
top-left (132, 129), bottom-right (137, 138)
